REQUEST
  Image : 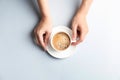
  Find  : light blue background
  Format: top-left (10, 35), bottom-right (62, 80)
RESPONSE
top-left (0, 0), bottom-right (120, 80)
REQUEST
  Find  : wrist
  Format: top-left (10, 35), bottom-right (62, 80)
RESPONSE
top-left (75, 11), bottom-right (86, 19)
top-left (42, 14), bottom-right (51, 19)
top-left (42, 12), bottom-right (51, 19)
top-left (41, 16), bottom-right (53, 23)
top-left (77, 0), bottom-right (93, 17)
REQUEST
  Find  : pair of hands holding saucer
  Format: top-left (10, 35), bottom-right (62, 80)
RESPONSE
top-left (34, 0), bottom-right (92, 51)
top-left (34, 15), bottom-right (88, 51)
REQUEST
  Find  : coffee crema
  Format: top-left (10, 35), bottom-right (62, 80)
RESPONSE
top-left (52, 32), bottom-right (70, 51)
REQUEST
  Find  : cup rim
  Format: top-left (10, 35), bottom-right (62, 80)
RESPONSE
top-left (50, 31), bottom-right (72, 52)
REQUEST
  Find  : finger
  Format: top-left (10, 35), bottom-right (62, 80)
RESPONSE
top-left (35, 35), bottom-right (40, 45)
top-left (34, 29), bottom-right (41, 45)
top-left (76, 24), bottom-right (88, 44)
top-left (72, 24), bottom-right (77, 41)
top-left (72, 38), bottom-right (84, 46)
top-left (37, 32), bottom-right (46, 50)
top-left (74, 32), bottom-right (86, 45)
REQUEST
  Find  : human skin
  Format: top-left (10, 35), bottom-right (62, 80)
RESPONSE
top-left (34, 0), bottom-right (93, 50)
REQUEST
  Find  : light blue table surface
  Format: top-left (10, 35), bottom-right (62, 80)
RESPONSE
top-left (0, 0), bottom-right (120, 80)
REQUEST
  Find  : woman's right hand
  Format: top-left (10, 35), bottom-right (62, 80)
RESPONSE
top-left (34, 17), bottom-right (52, 50)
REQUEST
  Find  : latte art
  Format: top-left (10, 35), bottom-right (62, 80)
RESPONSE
top-left (52, 32), bottom-right (70, 51)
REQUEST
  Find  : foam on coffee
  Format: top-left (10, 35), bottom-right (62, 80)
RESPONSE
top-left (52, 32), bottom-right (70, 51)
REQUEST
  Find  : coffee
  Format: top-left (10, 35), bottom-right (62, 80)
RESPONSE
top-left (52, 32), bottom-right (70, 51)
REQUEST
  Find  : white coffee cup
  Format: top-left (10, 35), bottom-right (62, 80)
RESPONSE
top-left (49, 27), bottom-right (75, 52)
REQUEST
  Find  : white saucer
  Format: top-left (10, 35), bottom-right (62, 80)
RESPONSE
top-left (46, 26), bottom-right (76, 58)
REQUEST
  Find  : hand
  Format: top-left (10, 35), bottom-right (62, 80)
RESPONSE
top-left (34, 17), bottom-right (52, 50)
top-left (71, 13), bottom-right (88, 46)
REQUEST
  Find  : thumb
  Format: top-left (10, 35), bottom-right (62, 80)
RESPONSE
top-left (72, 25), bottom-right (77, 41)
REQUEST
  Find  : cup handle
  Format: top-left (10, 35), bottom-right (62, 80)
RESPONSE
top-left (71, 40), bottom-right (76, 43)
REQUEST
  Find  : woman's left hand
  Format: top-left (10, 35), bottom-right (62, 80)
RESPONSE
top-left (71, 13), bottom-right (88, 46)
